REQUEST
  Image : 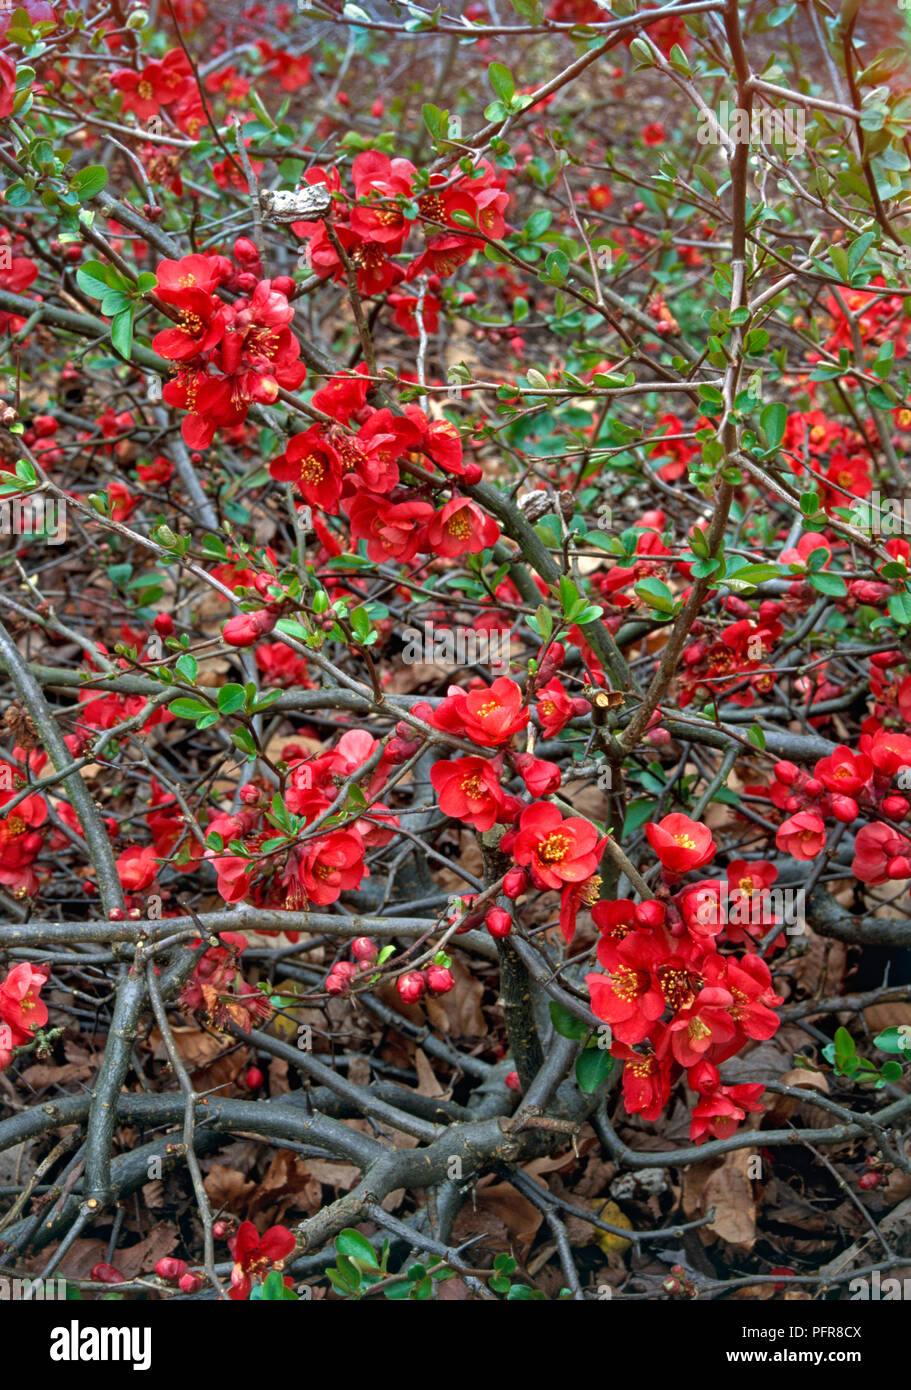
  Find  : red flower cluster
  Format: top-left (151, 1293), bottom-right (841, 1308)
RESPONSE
top-left (291, 152), bottom-right (508, 299)
top-left (268, 362), bottom-right (494, 559)
top-left (678, 605), bottom-right (784, 708)
top-left (750, 730), bottom-right (911, 879)
top-left (0, 764), bottom-right (48, 898)
top-left (0, 962), bottom-right (49, 1071)
top-left (207, 730), bottom-right (401, 909)
top-left (153, 248), bottom-right (306, 447)
top-left (586, 881), bottom-right (780, 1141)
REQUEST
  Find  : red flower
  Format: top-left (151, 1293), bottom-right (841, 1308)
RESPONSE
top-left (535, 678), bottom-right (589, 737)
top-left (430, 756), bottom-right (506, 832)
top-left (587, 930), bottom-right (667, 1044)
top-left (116, 844), bottom-right (159, 893)
top-left (0, 962), bottom-right (49, 1046)
top-left (775, 811), bottom-right (827, 861)
top-left (725, 859), bottom-right (780, 945)
top-left (162, 370), bottom-right (246, 449)
top-left (611, 1037), bottom-right (673, 1122)
top-left (424, 497), bottom-right (500, 558)
top-left (861, 728), bottom-right (911, 779)
top-left (429, 677), bottom-right (529, 748)
top-left (289, 829), bottom-right (367, 906)
top-left (641, 122), bottom-right (666, 145)
top-left (690, 1083), bottom-right (765, 1143)
top-left (343, 488), bottom-right (434, 562)
top-left (592, 898), bottom-right (648, 941)
top-left (852, 821), bottom-right (911, 885)
top-left (0, 52), bottom-right (16, 119)
top-left (558, 873), bottom-right (603, 944)
top-left (111, 50), bottom-right (192, 119)
top-left (229, 1221), bottom-right (295, 1301)
top-left (513, 802), bottom-right (603, 890)
top-left (270, 428), bottom-right (343, 512)
top-left (660, 987), bottom-right (737, 1067)
top-left (645, 813), bottom-right (715, 876)
top-left (152, 288), bottom-right (226, 362)
top-left (814, 745), bottom-right (872, 797)
top-left (155, 254), bottom-right (225, 304)
top-left (513, 753), bottom-right (561, 797)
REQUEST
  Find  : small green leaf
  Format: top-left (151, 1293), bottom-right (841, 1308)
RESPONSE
top-left (575, 1047), bottom-right (614, 1094)
top-left (549, 1001), bottom-right (588, 1041)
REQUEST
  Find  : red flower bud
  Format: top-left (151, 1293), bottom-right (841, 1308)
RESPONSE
top-left (245, 1066), bottom-right (264, 1091)
top-left (325, 961), bottom-right (358, 994)
top-left (108, 907), bottom-right (126, 921)
top-left (887, 856), bottom-right (911, 880)
top-left (504, 1070), bottom-right (521, 1091)
top-left (774, 761), bottom-right (799, 785)
top-left (804, 778), bottom-right (824, 798)
top-left (858, 1171), bottom-right (880, 1190)
top-left (871, 650), bottom-right (903, 669)
top-left (426, 964), bottom-right (455, 995)
top-left (223, 609), bottom-right (278, 647)
top-left (502, 867), bottom-right (528, 899)
top-left (396, 970), bottom-right (426, 1004)
top-left (239, 784), bottom-right (262, 805)
top-left (829, 793), bottom-right (859, 823)
top-left (350, 936), bottom-right (378, 965)
top-left (212, 1220), bottom-right (232, 1239)
top-left (485, 907), bottom-right (512, 938)
top-left (633, 900), bottom-right (666, 928)
top-left (462, 463), bottom-right (483, 486)
top-left (178, 1272), bottom-right (205, 1293)
top-left (233, 236), bottom-right (261, 266)
top-left (882, 796), bottom-right (909, 819)
top-left (155, 1257), bottom-right (187, 1283)
top-left (153, 612), bottom-right (174, 638)
top-left (90, 1263), bottom-right (126, 1284)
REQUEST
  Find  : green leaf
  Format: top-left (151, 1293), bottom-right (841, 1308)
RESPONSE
top-left (621, 798), bottom-right (654, 837)
top-left (75, 260), bottom-right (110, 299)
top-left (874, 1026), bottom-right (911, 1055)
top-left (231, 727), bottom-right (258, 757)
top-left (488, 62), bottom-right (515, 104)
top-left (170, 697), bottom-right (213, 719)
top-left (72, 165), bottom-right (108, 200)
top-left (760, 402), bottom-right (787, 448)
top-left (634, 577), bottom-right (675, 613)
top-left (888, 591), bottom-right (911, 626)
top-left (575, 1046), bottom-right (614, 1094)
top-left (533, 604), bottom-right (553, 643)
top-left (111, 309), bottom-right (133, 358)
top-left (258, 1268), bottom-right (298, 1300)
top-left (217, 683), bottom-right (247, 715)
top-left (549, 1001), bottom-right (588, 1041)
top-left (809, 571), bottom-right (848, 598)
top-left (175, 654), bottom-right (198, 685)
top-left (726, 562), bottom-right (781, 590)
top-left (336, 1229), bottom-right (379, 1267)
